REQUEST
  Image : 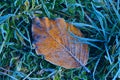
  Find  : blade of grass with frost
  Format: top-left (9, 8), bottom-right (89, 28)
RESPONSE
top-left (0, 72), bottom-right (17, 80)
top-left (93, 53), bottom-right (103, 80)
top-left (92, 2), bottom-right (108, 29)
top-left (109, 0), bottom-right (120, 21)
top-left (107, 22), bottom-right (118, 43)
top-left (16, 61), bottom-right (23, 71)
top-left (14, 5), bottom-right (20, 14)
top-left (105, 44), bottom-right (112, 64)
top-left (0, 42), bottom-right (14, 46)
top-left (105, 62), bottom-right (119, 79)
top-left (0, 9), bottom-right (7, 16)
top-left (85, 6), bottom-right (108, 34)
top-left (84, 12), bottom-right (98, 28)
top-left (117, 0), bottom-right (119, 11)
top-left (64, 0), bottom-right (68, 8)
top-left (91, 3), bottom-right (107, 41)
top-left (1, 24), bottom-right (7, 40)
top-left (16, 28), bottom-right (29, 42)
top-left (52, 0), bottom-right (56, 9)
top-left (115, 35), bottom-right (119, 48)
top-left (0, 4), bottom-right (7, 16)
top-left (0, 4), bottom-right (6, 9)
top-left (92, 3), bottom-right (113, 64)
top-left (31, 0), bottom-right (35, 9)
top-left (104, 0), bottom-right (116, 22)
top-left (74, 3), bottom-right (83, 7)
top-left (112, 47), bottom-right (120, 80)
top-left (77, 13), bottom-right (106, 37)
top-left (87, 55), bottom-right (100, 64)
top-left (24, 27), bottom-right (32, 49)
top-left (113, 65), bottom-right (120, 80)
top-left (76, 36), bottom-right (104, 42)
top-left (29, 70), bottom-right (57, 80)
top-left (70, 31), bottom-right (104, 42)
top-left (14, 0), bottom-right (19, 6)
top-left (0, 24), bottom-right (9, 54)
top-left (36, 0), bottom-right (39, 5)
top-left (75, 2), bottom-right (84, 21)
top-left (69, 32), bottom-right (102, 50)
top-left (0, 67), bottom-right (13, 72)
top-left (72, 23), bottom-right (101, 35)
top-left (9, 57), bottom-right (19, 67)
top-left (13, 71), bottom-right (26, 78)
top-left (40, 0), bottom-right (50, 18)
top-left (23, 68), bottom-right (36, 80)
top-left (0, 67), bottom-right (26, 79)
top-left (17, 20), bottom-right (25, 27)
top-left (0, 14), bottom-right (15, 24)
top-left (72, 22), bottom-right (101, 32)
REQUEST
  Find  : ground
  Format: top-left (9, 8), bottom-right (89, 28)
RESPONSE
top-left (0, 0), bottom-right (120, 80)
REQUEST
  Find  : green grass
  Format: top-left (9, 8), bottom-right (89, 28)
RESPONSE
top-left (0, 0), bottom-right (120, 80)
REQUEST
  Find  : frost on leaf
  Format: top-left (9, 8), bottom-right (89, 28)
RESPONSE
top-left (32, 17), bottom-right (89, 69)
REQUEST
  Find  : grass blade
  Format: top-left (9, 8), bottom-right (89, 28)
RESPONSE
top-left (0, 14), bottom-right (15, 24)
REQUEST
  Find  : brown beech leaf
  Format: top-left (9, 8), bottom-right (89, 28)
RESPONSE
top-left (32, 17), bottom-right (89, 70)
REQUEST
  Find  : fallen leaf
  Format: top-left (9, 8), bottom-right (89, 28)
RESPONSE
top-left (32, 17), bottom-right (89, 69)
